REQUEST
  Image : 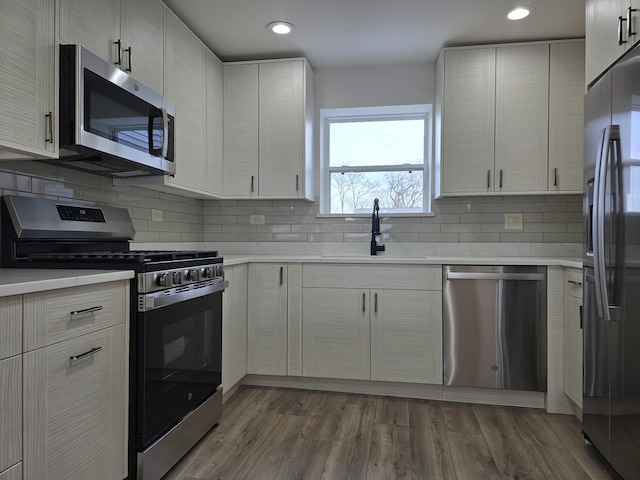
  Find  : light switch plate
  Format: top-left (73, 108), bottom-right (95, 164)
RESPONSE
top-left (250, 215), bottom-right (265, 225)
top-left (151, 209), bottom-right (163, 222)
top-left (504, 213), bottom-right (523, 230)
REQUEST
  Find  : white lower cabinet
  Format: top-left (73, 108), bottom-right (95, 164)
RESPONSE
top-left (301, 264), bottom-right (443, 384)
top-left (0, 463), bottom-right (22, 480)
top-left (222, 264), bottom-right (248, 392)
top-left (0, 356), bottom-right (21, 476)
top-left (563, 267), bottom-right (583, 409)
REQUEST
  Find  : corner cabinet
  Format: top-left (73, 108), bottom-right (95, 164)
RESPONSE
top-left (434, 40), bottom-right (584, 197)
top-left (586, 0), bottom-right (640, 86)
top-left (223, 59), bottom-right (315, 200)
top-left (301, 264), bottom-right (443, 384)
top-left (0, 0), bottom-right (57, 161)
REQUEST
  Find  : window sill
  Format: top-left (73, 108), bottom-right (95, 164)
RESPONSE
top-left (316, 212), bottom-right (435, 219)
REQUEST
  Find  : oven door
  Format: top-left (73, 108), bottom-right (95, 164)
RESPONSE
top-left (137, 288), bottom-right (222, 449)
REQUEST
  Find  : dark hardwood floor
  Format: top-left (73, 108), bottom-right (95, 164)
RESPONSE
top-left (162, 386), bottom-right (620, 480)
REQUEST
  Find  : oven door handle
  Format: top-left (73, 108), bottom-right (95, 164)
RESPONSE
top-left (139, 280), bottom-right (228, 312)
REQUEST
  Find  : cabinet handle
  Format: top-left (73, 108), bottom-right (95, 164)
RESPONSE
top-left (499, 169), bottom-right (503, 188)
top-left (124, 46), bottom-right (132, 72)
top-left (554, 167), bottom-right (558, 187)
top-left (362, 292), bottom-right (366, 313)
top-left (567, 280), bottom-right (582, 286)
top-left (70, 305), bottom-right (104, 316)
top-left (251, 175), bottom-right (255, 193)
top-left (114, 39), bottom-right (123, 65)
top-left (487, 170), bottom-right (491, 189)
top-left (374, 293), bottom-right (378, 313)
top-left (579, 305), bottom-right (583, 330)
top-left (296, 174), bottom-right (299, 192)
top-left (629, 7), bottom-right (637, 36)
top-left (619, 16), bottom-right (628, 45)
top-left (279, 266), bottom-right (283, 286)
top-left (70, 346), bottom-right (102, 362)
top-left (45, 111), bottom-right (54, 144)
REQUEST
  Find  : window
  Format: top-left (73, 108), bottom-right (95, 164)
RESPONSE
top-left (320, 104), bottom-right (431, 215)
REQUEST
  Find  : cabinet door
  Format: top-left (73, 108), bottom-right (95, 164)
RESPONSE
top-left (120, 0), bottom-right (164, 93)
top-left (586, 0), bottom-right (625, 86)
top-left (247, 264), bottom-right (287, 375)
top-left (164, 11), bottom-right (208, 192)
top-left (207, 52), bottom-right (224, 196)
top-left (371, 290), bottom-right (442, 384)
top-left (23, 325), bottom-right (127, 480)
top-left (0, 357), bottom-right (21, 474)
top-left (223, 64), bottom-right (259, 197)
top-left (258, 60), bottom-right (305, 197)
top-left (0, 463), bottom-right (21, 480)
top-left (549, 42), bottom-right (585, 193)
top-left (564, 293), bottom-right (583, 408)
top-left (302, 287), bottom-right (370, 380)
top-left (495, 45), bottom-right (549, 193)
top-left (441, 48), bottom-right (496, 195)
top-left (0, 0), bottom-right (56, 158)
top-left (59, 0), bottom-right (120, 64)
top-left (222, 265), bottom-right (248, 391)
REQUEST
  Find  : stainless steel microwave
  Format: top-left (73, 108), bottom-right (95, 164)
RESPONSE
top-left (57, 44), bottom-right (175, 178)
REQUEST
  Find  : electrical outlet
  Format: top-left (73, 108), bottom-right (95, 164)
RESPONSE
top-left (504, 213), bottom-right (523, 230)
top-left (151, 209), bottom-right (163, 222)
top-left (250, 215), bottom-right (265, 225)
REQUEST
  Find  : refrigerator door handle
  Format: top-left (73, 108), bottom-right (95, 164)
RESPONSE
top-left (593, 126), bottom-right (609, 321)
top-left (609, 127), bottom-right (625, 321)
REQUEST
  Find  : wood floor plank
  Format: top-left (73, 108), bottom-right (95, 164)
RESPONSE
top-left (473, 404), bottom-right (545, 479)
top-left (544, 415), bottom-right (619, 480)
top-left (447, 432), bottom-right (502, 480)
top-left (376, 396), bottom-right (410, 427)
top-left (508, 406), bottom-right (564, 448)
top-left (407, 399), bottom-right (456, 480)
top-left (441, 402), bottom-right (482, 434)
top-left (527, 444), bottom-right (592, 480)
top-left (274, 438), bottom-right (333, 479)
top-left (321, 396), bottom-right (377, 480)
top-left (366, 423), bottom-right (411, 479)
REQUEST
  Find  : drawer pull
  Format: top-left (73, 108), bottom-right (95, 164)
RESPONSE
top-left (567, 280), bottom-right (582, 286)
top-left (70, 305), bottom-right (104, 316)
top-left (70, 346), bottom-right (102, 362)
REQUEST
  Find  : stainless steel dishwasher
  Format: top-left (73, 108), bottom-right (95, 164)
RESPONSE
top-left (443, 265), bottom-right (547, 391)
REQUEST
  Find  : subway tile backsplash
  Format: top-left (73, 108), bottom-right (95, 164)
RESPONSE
top-left (0, 161), bottom-right (583, 246)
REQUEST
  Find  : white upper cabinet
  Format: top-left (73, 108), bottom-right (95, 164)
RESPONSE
top-left (163, 10), bottom-right (208, 193)
top-left (495, 44), bottom-right (549, 193)
top-left (549, 42), bottom-right (585, 193)
top-left (223, 59), bottom-right (314, 200)
top-left (206, 52), bottom-right (224, 196)
top-left (585, 0), bottom-right (640, 86)
top-left (59, 0), bottom-right (164, 92)
top-left (0, 0), bottom-right (57, 160)
top-left (120, 0), bottom-right (165, 93)
top-left (435, 40), bottom-right (584, 197)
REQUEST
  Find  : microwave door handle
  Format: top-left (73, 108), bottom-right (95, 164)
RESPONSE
top-left (593, 126), bottom-right (608, 321)
top-left (147, 108), bottom-right (167, 157)
top-left (148, 108), bottom-right (161, 157)
top-left (161, 107), bottom-right (169, 159)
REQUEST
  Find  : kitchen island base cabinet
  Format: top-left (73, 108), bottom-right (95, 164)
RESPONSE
top-left (23, 325), bottom-right (127, 480)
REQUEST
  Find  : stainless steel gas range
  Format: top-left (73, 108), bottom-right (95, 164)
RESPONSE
top-left (0, 195), bottom-right (227, 480)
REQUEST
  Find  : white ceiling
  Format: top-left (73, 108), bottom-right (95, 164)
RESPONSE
top-left (163, 0), bottom-right (585, 68)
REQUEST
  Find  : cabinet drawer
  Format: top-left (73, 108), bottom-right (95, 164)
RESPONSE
top-left (23, 281), bottom-right (128, 351)
top-left (564, 268), bottom-right (583, 299)
top-left (23, 325), bottom-right (127, 480)
top-left (0, 463), bottom-right (22, 480)
top-left (0, 296), bottom-right (22, 360)
top-left (303, 264), bottom-right (442, 290)
top-left (0, 357), bottom-right (21, 474)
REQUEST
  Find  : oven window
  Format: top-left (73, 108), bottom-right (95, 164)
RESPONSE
top-left (84, 69), bottom-right (165, 153)
top-left (140, 291), bottom-right (221, 447)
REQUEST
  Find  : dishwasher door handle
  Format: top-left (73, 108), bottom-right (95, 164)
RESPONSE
top-left (446, 272), bottom-right (545, 281)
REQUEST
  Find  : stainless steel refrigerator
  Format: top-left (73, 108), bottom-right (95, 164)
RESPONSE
top-left (584, 43), bottom-right (640, 479)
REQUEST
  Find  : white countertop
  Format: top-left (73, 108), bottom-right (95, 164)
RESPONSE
top-left (223, 254), bottom-right (582, 269)
top-left (0, 269), bottom-right (134, 297)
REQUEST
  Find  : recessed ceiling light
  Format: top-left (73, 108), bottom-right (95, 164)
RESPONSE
top-left (507, 6), bottom-right (534, 20)
top-left (267, 21), bottom-right (295, 35)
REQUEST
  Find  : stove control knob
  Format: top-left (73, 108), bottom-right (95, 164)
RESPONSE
top-left (203, 266), bottom-right (214, 279)
top-left (156, 273), bottom-right (172, 287)
top-left (172, 271), bottom-right (182, 285)
top-left (214, 265), bottom-right (223, 278)
top-left (187, 268), bottom-right (200, 281)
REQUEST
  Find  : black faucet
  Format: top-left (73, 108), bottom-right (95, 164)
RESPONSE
top-left (370, 198), bottom-right (385, 256)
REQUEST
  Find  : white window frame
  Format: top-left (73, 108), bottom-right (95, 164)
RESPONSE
top-left (319, 104), bottom-right (432, 215)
